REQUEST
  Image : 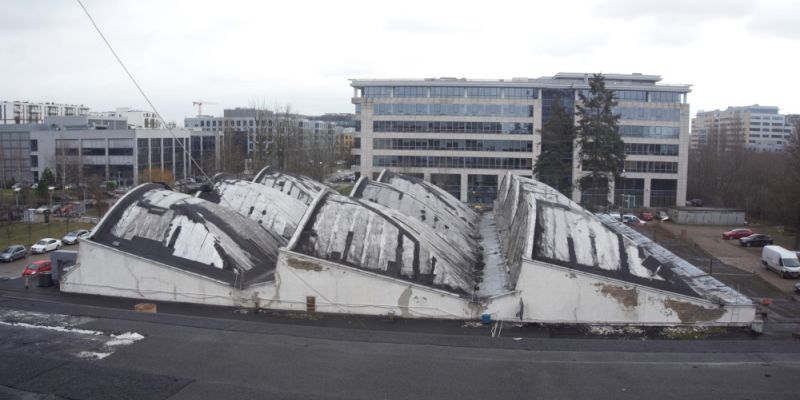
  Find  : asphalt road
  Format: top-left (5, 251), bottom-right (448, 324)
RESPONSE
top-left (1, 292), bottom-right (800, 400)
top-left (0, 243), bottom-right (80, 280)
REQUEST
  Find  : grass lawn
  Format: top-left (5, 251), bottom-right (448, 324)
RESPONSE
top-left (0, 220), bottom-right (94, 248)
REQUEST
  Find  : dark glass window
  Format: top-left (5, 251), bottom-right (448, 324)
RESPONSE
top-left (30, 140), bottom-right (38, 152)
top-left (615, 90), bottom-right (647, 102)
top-left (364, 87), bottom-right (393, 97)
top-left (430, 87), bottom-right (464, 97)
top-left (373, 121), bottom-right (533, 135)
top-left (649, 92), bottom-right (682, 103)
top-left (505, 88), bottom-right (538, 99)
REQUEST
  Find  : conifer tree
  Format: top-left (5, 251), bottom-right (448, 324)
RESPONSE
top-left (534, 96), bottom-right (575, 196)
top-left (576, 74), bottom-right (625, 207)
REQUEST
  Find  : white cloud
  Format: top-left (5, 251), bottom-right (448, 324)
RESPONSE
top-left (1, 0), bottom-right (799, 124)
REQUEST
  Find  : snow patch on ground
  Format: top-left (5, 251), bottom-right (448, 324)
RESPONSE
top-left (105, 332), bottom-right (145, 347)
top-left (588, 325), bottom-right (645, 336)
top-left (1, 307), bottom-right (145, 361)
top-left (76, 351), bottom-right (112, 360)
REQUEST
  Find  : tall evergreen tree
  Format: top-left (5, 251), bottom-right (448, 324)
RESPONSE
top-left (576, 74), bottom-right (625, 208)
top-left (534, 96), bottom-right (575, 196)
top-left (37, 167), bottom-right (55, 200)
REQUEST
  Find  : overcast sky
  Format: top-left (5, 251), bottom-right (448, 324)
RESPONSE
top-left (2, 0), bottom-right (799, 125)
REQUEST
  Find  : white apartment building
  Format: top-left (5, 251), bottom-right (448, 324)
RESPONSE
top-left (0, 101), bottom-right (90, 125)
top-left (350, 73), bottom-right (691, 207)
top-left (92, 107), bottom-right (163, 129)
top-left (691, 105), bottom-right (794, 152)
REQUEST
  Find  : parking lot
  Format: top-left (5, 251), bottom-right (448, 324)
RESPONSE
top-left (0, 242), bottom-right (80, 280)
top-left (657, 223), bottom-right (798, 294)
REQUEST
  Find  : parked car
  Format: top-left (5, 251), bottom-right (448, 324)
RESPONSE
top-left (62, 229), bottom-right (90, 245)
top-left (30, 238), bottom-right (62, 254)
top-left (657, 210), bottom-right (670, 221)
top-left (34, 205), bottom-right (49, 214)
top-left (640, 212), bottom-right (654, 221)
top-left (21, 260), bottom-right (51, 277)
top-left (762, 245), bottom-right (800, 278)
top-left (722, 228), bottom-right (753, 240)
top-left (623, 214), bottom-right (646, 226)
top-left (686, 198), bottom-right (704, 207)
top-left (0, 245), bottom-right (27, 262)
top-left (739, 234), bottom-right (773, 247)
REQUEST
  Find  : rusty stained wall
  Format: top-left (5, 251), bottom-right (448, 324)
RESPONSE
top-left (267, 250), bottom-right (479, 319)
top-left (483, 259), bottom-right (755, 326)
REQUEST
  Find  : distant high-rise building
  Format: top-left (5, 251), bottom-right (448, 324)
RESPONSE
top-left (691, 105), bottom-right (794, 152)
top-left (0, 100), bottom-right (89, 125)
top-left (350, 73), bottom-right (691, 207)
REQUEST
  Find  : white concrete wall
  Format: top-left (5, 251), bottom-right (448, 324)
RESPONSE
top-left (62, 240), bottom-right (268, 307)
top-left (484, 258), bottom-right (756, 326)
top-left (267, 250), bottom-right (478, 319)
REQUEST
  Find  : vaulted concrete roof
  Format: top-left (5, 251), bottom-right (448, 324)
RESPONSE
top-left (351, 176), bottom-right (479, 259)
top-left (91, 183), bottom-right (284, 286)
top-left (290, 191), bottom-right (478, 295)
top-left (376, 170), bottom-right (478, 227)
top-left (198, 176), bottom-right (308, 240)
top-left (495, 173), bottom-right (751, 305)
top-left (253, 166), bottom-right (324, 205)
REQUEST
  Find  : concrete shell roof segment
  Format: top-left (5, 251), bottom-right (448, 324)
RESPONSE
top-left (253, 166), bottom-right (325, 205)
top-left (495, 173), bottom-right (751, 305)
top-left (291, 191), bottom-right (478, 295)
top-left (90, 183), bottom-right (284, 287)
top-left (198, 177), bottom-right (308, 240)
top-left (351, 177), bottom-right (480, 259)
top-left (376, 170), bottom-right (478, 227)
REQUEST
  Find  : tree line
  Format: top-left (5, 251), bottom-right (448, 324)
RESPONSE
top-left (688, 119), bottom-right (800, 245)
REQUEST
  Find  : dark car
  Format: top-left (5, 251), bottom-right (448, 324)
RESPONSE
top-left (722, 228), bottom-right (753, 240)
top-left (686, 198), bottom-right (704, 207)
top-left (22, 260), bottom-right (51, 276)
top-left (0, 245), bottom-right (26, 262)
top-left (739, 234), bottom-right (773, 247)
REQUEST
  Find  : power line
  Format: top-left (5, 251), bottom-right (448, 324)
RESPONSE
top-left (75, 0), bottom-right (212, 186)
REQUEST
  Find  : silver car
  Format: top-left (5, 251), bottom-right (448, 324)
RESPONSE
top-left (0, 245), bottom-right (27, 262)
top-left (62, 229), bottom-right (90, 245)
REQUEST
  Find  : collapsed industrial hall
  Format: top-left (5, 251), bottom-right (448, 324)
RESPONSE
top-left (61, 167), bottom-right (756, 327)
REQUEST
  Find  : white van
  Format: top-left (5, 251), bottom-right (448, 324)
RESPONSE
top-left (761, 245), bottom-right (800, 278)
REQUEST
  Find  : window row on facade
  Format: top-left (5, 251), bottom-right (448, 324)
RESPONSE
top-left (617, 125), bottom-right (680, 138)
top-left (373, 121), bottom-right (533, 135)
top-left (374, 138), bottom-right (532, 152)
top-left (373, 103), bottom-right (533, 117)
top-left (623, 143), bottom-right (679, 156)
top-left (614, 107), bottom-right (681, 122)
top-left (364, 86), bottom-right (538, 99)
top-left (374, 155), bottom-right (532, 169)
top-left (623, 160), bottom-right (678, 173)
top-left (580, 90), bottom-right (683, 103)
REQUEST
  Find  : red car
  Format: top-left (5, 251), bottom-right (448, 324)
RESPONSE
top-left (640, 212), bottom-right (654, 221)
top-left (722, 228), bottom-right (753, 240)
top-left (21, 260), bottom-right (51, 277)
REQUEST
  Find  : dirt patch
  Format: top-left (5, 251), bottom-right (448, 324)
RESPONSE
top-left (287, 258), bottom-right (323, 272)
top-left (594, 283), bottom-right (638, 308)
top-left (664, 299), bottom-right (725, 322)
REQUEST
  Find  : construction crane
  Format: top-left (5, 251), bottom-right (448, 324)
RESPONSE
top-left (192, 100), bottom-right (217, 116)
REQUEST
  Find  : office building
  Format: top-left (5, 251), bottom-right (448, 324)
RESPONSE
top-left (0, 115), bottom-right (220, 186)
top-left (350, 73), bottom-right (691, 207)
top-left (691, 105), bottom-right (794, 152)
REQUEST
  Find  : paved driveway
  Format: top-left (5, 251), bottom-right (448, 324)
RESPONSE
top-left (659, 223), bottom-right (797, 294)
top-left (0, 243), bottom-right (80, 280)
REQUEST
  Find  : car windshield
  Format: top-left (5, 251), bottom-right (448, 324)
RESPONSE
top-left (66, 231), bottom-right (78, 236)
top-left (36, 240), bottom-right (47, 245)
top-left (1, 247), bottom-right (11, 253)
top-left (25, 263), bottom-right (41, 269)
top-left (784, 258), bottom-right (800, 268)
